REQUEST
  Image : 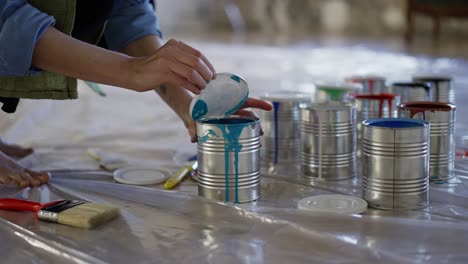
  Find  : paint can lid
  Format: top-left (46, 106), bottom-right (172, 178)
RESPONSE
top-left (190, 72), bottom-right (249, 121)
top-left (113, 166), bottom-right (170, 185)
top-left (297, 195), bottom-right (368, 215)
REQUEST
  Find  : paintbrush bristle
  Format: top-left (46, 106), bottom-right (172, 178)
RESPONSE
top-left (57, 203), bottom-right (119, 229)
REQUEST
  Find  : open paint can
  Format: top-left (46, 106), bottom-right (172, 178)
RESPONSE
top-left (196, 116), bottom-right (261, 203)
top-left (191, 73), bottom-right (262, 203)
top-left (413, 75), bottom-right (454, 104)
top-left (315, 84), bottom-right (361, 103)
top-left (361, 118), bottom-right (430, 210)
top-left (390, 82), bottom-right (431, 103)
top-left (398, 102), bottom-right (456, 183)
top-left (345, 75), bottom-right (387, 94)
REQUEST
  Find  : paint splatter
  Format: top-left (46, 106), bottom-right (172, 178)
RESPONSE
top-left (199, 129), bottom-right (219, 143)
top-left (272, 102), bottom-right (280, 164)
top-left (192, 100), bottom-right (208, 121)
top-left (230, 75), bottom-right (241, 83)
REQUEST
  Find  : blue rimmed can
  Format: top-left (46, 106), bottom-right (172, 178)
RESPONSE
top-left (196, 116), bottom-right (261, 203)
top-left (362, 118), bottom-right (430, 210)
top-left (260, 92), bottom-right (313, 164)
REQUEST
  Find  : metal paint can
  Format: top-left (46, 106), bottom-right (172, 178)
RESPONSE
top-left (315, 84), bottom-right (361, 103)
top-left (362, 118), bottom-right (430, 210)
top-left (300, 103), bottom-right (357, 180)
top-left (390, 82), bottom-right (431, 103)
top-left (260, 92), bottom-right (313, 164)
top-left (398, 102), bottom-right (456, 183)
top-left (413, 75), bottom-right (454, 104)
top-left (197, 116), bottom-right (261, 203)
top-left (354, 94), bottom-right (400, 121)
top-left (345, 75), bottom-right (388, 94)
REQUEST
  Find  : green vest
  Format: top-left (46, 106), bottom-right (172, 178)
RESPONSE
top-left (0, 0), bottom-right (78, 100)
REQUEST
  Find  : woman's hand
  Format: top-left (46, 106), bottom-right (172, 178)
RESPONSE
top-left (130, 39), bottom-right (216, 94)
top-left (0, 151), bottom-right (49, 188)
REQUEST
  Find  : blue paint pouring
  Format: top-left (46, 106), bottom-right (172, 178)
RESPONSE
top-left (272, 101), bottom-right (280, 164)
top-left (192, 100), bottom-right (208, 121)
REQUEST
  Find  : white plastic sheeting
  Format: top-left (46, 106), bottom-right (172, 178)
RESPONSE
top-left (1, 42), bottom-right (468, 263)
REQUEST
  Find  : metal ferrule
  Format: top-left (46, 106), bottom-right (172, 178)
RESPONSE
top-left (37, 210), bottom-right (59, 223)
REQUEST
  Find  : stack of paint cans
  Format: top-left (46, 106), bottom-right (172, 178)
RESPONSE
top-left (413, 75), bottom-right (454, 104)
top-left (361, 118), bottom-right (430, 210)
top-left (300, 103), bottom-right (357, 180)
top-left (197, 116), bottom-right (261, 203)
top-left (260, 92), bottom-right (313, 165)
top-left (398, 102), bottom-right (456, 183)
top-left (390, 82), bottom-right (431, 103)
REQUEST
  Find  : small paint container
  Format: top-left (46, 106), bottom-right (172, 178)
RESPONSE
top-left (300, 103), bottom-right (357, 180)
top-left (196, 116), bottom-right (261, 203)
top-left (362, 118), bottom-right (430, 210)
top-left (354, 93), bottom-right (400, 121)
top-left (315, 84), bottom-right (361, 103)
top-left (390, 82), bottom-right (431, 103)
top-left (260, 92), bottom-right (313, 164)
top-left (413, 75), bottom-right (454, 104)
top-left (398, 102), bottom-right (456, 183)
top-left (345, 75), bottom-right (388, 94)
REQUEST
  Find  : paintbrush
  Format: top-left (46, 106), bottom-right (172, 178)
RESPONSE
top-left (163, 161), bottom-right (198, 189)
top-left (0, 198), bottom-right (119, 229)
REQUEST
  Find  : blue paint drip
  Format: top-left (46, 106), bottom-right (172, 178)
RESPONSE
top-left (230, 75), bottom-right (241, 83)
top-left (217, 123), bottom-right (246, 203)
top-left (199, 129), bottom-right (218, 143)
top-left (192, 100), bottom-right (208, 121)
top-left (272, 102), bottom-right (280, 164)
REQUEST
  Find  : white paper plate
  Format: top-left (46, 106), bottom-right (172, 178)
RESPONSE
top-left (297, 194), bottom-right (368, 215)
top-left (113, 167), bottom-right (170, 185)
top-left (190, 72), bottom-right (249, 121)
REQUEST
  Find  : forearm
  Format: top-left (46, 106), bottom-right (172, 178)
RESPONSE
top-left (122, 35), bottom-right (194, 124)
top-left (32, 27), bottom-right (135, 89)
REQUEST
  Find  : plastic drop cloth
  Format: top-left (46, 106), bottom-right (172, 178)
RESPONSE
top-left (1, 42), bottom-right (468, 263)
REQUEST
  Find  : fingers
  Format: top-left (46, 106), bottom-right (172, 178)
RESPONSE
top-left (171, 40), bottom-right (216, 78)
top-left (174, 51), bottom-right (213, 82)
top-left (24, 169), bottom-right (50, 184)
top-left (166, 59), bottom-right (207, 91)
top-left (241, 98), bottom-right (273, 111)
top-left (165, 71), bottom-right (201, 95)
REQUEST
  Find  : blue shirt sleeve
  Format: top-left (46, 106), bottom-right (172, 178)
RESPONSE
top-left (104, 0), bottom-right (163, 52)
top-left (0, 0), bottom-right (55, 76)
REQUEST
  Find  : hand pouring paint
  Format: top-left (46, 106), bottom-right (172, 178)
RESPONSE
top-left (191, 73), bottom-right (261, 203)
